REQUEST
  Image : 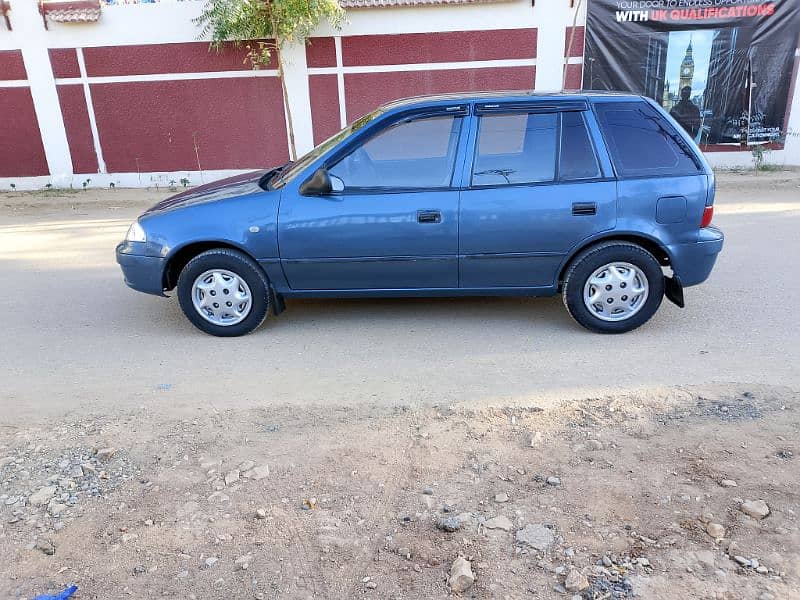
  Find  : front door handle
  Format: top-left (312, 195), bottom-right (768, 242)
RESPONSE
top-left (572, 202), bottom-right (597, 216)
top-left (417, 210), bottom-right (442, 224)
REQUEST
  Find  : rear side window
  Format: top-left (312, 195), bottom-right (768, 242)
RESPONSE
top-left (472, 112), bottom-right (557, 186)
top-left (594, 101), bottom-right (701, 178)
top-left (559, 111), bottom-right (601, 181)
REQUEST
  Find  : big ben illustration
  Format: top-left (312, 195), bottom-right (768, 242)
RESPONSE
top-left (679, 38), bottom-right (694, 91)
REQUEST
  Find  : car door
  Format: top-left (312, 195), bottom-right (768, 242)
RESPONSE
top-left (278, 107), bottom-right (468, 291)
top-left (458, 101), bottom-right (617, 288)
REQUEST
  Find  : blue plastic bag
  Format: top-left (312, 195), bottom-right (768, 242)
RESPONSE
top-left (33, 585), bottom-right (78, 600)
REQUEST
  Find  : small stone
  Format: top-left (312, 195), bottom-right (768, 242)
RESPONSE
top-left (96, 447), bottom-right (117, 461)
top-left (397, 547), bottom-right (411, 559)
top-left (740, 500), bottom-right (770, 520)
top-left (436, 517), bottom-right (461, 532)
top-left (176, 570), bottom-right (189, 579)
top-left (516, 523), bottom-right (555, 551)
top-left (255, 508), bottom-right (267, 519)
top-left (756, 566), bottom-right (768, 574)
top-left (48, 502), bottom-right (67, 517)
top-left (204, 557), bottom-right (218, 569)
top-left (249, 465), bottom-right (270, 480)
top-left (422, 487), bottom-right (434, 495)
top-left (29, 486), bottom-right (57, 507)
top-left (238, 460), bottom-right (255, 472)
top-left (448, 557), bottom-right (475, 593)
top-left (365, 582), bottom-right (377, 590)
top-left (234, 554), bottom-right (252, 570)
top-left (530, 431), bottom-right (543, 447)
top-left (733, 555), bottom-right (750, 566)
top-left (485, 516), bottom-right (513, 531)
top-left (546, 476), bottom-right (561, 487)
top-left (494, 492), bottom-right (509, 503)
top-left (585, 439), bottom-right (604, 451)
top-left (706, 522), bottom-right (725, 539)
top-left (35, 539), bottom-right (55, 555)
top-left (133, 565), bottom-right (146, 575)
top-left (720, 479), bottom-right (737, 488)
top-left (602, 556), bottom-right (613, 567)
top-left (564, 568), bottom-right (589, 592)
top-left (69, 465), bottom-right (84, 478)
top-left (224, 470), bottom-right (240, 486)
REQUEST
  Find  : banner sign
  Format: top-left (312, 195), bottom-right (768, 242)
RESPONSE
top-left (583, 0), bottom-right (800, 149)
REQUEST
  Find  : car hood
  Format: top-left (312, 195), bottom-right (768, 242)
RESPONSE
top-left (143, 170), bottom-right (269, 215)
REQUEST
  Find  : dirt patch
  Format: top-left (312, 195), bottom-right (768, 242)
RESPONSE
top-left (1, 384), bottom-right (798, 599)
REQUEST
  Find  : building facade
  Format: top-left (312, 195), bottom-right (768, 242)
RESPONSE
top-left (1, 0), bottom-right (799, 190)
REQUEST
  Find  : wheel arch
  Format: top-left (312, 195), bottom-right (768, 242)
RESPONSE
top-left (557, 233), bottom-right (672, 290)
top-left (163, 241), bottom-right (261, 291)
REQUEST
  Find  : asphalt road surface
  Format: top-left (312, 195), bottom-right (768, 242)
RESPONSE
top-left (2, 171), bottom-right (799, 425)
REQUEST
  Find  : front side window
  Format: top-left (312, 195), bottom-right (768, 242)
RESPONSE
top-left (471, 112), bottom-right (558, 186)
top-left (594, 101), bottom-right (701, 177)
top-left (329, 114), bottom-right (462, 190)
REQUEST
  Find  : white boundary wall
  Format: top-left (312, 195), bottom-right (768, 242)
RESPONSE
top-left (1, 0), bottom-right (798, 190)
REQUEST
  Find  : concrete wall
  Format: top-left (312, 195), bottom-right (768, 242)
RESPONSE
top-left (1, 0), bottom-right (798, 190)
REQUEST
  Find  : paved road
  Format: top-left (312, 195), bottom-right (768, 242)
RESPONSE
top-left (2, 173), bottom-right (799, 425)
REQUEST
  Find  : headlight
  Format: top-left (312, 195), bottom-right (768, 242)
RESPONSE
top-left (125, 221), bottom-right (147, 243)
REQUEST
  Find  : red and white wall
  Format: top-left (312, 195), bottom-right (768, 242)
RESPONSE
top-left (1, 0), bottom-right (799, 189)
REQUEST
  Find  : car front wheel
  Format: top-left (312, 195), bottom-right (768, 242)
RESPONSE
top-left (562, 241), bottom-right (664, 334)
top-left (176, 248), bottom-right (270, 337)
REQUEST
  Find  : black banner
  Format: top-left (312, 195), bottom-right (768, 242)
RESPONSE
top-left (583, 0), bottom-right (800, 149)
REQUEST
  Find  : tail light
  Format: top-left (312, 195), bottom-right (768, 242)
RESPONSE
top-left (700, 205), bottom-right (714, 228)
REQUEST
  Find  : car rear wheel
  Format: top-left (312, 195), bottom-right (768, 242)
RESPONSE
top-left (177, 248), bottom-right (270, 337)
top-left (562, 241), bottom-right (664, 333)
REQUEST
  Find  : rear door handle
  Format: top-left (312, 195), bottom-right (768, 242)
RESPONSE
top-left (417, 210), bottom-right (441, 224)
top-left (572, 202), bottom-right (597, 216)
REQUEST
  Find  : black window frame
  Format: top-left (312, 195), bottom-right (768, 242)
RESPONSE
top-left (324, 107), bottom-right (467, 195)
top-left (468, 104), bottom-right (605, 190)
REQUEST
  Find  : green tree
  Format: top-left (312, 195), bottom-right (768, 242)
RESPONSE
top-left (195, 0), bottom-right (345, 160)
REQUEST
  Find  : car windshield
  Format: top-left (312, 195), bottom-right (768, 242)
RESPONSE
top-left (270, 108), bottom-right (385, 189)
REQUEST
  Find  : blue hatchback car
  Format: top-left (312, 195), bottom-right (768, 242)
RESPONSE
top-left (117, 91), bottom-right (723, 336)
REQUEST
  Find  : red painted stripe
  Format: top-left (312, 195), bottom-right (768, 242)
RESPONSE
top-left (0, 50), bottom-right (27, 81)
top-left (306, 37), bottom-right (337, 68)
top-left (564, 64), bottom-right (582, 90)
top-left (342, 29), bottom-right (537, 67)
top-left (90, 78), bottom-right (288, 172)
top-left (564, 27), bottom-right (585, 58)
top-left (344, 67), bottom-right (536, 121)
top-left (49, 48), bottom-right (81, 79)
top-left (309, 74), bottom-right (341, 145)
top-left (83, 41), bottom-right (276, 77)
top-left (0, 87), bottom-right (49, 176)
top-left (56, 84), bottom-right (98, 174)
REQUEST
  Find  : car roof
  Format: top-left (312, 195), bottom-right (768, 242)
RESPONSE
top-left (379, 90), bottom-right (644, 111)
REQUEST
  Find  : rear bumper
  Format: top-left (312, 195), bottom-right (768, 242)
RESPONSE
top-left (667, 226), bottom-right (724, 287)
top-left (116, 242), bottom-right (166, 296)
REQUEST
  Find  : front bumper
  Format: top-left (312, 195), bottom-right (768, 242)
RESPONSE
top-left (667, 226), bottom-right (724, 287)
top-left (116, 242), bottom-right (167, 296)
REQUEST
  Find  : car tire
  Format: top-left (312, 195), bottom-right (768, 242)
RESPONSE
top-left (176, 248), bottom-right (270, 337)
top-left (562, 241), bottom-right (664, 334)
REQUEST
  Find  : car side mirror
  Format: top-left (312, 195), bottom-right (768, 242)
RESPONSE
top-left (300, 168), bottom-right (342, 196)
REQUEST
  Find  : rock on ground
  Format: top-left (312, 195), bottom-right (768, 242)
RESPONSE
top-left (516, 523), bottom-right (555, 551)
top-left (448, 556), bottom-right (475, 593)
top-left (740, 500), bottom-right (770, 519)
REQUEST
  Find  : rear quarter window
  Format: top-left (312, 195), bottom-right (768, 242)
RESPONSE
top-left (594, 101), bottom-right (701, 178)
